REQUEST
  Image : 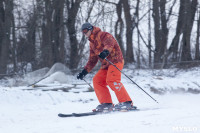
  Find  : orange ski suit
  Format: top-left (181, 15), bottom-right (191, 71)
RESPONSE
top-left (84, 26), bottom-right (132, 104)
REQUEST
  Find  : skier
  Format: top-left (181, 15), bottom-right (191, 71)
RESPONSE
top-left (77, 22), bottom-right (133, 112)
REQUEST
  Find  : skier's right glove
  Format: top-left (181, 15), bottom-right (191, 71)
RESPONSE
top-left (77, 69), bottom-right (88, 80)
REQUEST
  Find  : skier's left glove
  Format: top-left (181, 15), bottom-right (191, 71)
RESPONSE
top-left (99, 50), bottom-right (109, 59)
top-left (77, 69), bottom-right (88, 80)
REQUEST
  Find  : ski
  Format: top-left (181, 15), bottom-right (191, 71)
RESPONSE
top-left (58, 106), bottom-right (138, 117)
top-left (58, 111), bottom-right (102, 117)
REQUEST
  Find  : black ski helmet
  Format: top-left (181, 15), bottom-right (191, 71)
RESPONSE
top-left (81, 22), bottom-right (93, 31)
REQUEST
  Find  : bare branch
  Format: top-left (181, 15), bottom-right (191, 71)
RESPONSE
top-left (167, 0), bottom-right (177, 22)
top-left (97, 0), bottom-right (117, 5)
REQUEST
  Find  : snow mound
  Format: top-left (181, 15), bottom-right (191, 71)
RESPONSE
top-left (39, 71), bottom-right (71, 84)
top-left (4, 67), bottom-right (50, 86)
top-left (35, 63), bottom-right (74, 85)
top-left (25, 67), bottom-right (50, 79)
top-left (3, 63), bottom-right (72, 86)
top-left (44, 63), bottom-right (71, 77)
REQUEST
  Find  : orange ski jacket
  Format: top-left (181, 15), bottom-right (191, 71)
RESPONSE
top-left (84, 26), bottom-right (124, 72)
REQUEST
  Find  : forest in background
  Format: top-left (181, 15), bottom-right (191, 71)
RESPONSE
top-left (0, 0), bottom-right (200, 77)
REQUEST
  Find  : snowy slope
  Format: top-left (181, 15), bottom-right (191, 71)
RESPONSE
top-left (0, 87), bottom-right (200, 133)
top-left (0, 85), bottom-right (200, 132)
top-left (1, 67), bottom-right (200, 133)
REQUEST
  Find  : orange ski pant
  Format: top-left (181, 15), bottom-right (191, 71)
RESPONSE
top-left (93, 62), bottom-right (132, 104)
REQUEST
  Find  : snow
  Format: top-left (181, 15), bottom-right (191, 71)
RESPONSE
top-left (1, 66), bottom-right (200, 133)
top-left (3, 1), bottom-right (199, 132)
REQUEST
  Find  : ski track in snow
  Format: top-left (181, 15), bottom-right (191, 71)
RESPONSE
top-left (0, 84), bottom-right (200, 133)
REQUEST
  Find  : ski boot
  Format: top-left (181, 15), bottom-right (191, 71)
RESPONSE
top-left (114, 101), bottom-right (136, 111)
top-left (93, 103), bottom-right (114, 112)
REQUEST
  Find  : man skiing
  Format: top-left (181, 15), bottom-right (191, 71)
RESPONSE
top-left (77, 22), bottom-right (133, 112)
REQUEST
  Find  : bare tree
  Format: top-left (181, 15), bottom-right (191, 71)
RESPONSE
top-left (2, 0), bottom-right (200, 74)
top-left (114, 0), bottom-right (125, 57)
top-left (0, 0), bottom-right (13, 76)
top-left (40, 0), bottom-right (65, 68)
top-left (10, 2), bottom-right (17, 73)
top-left (148, 0), bottom-right (152, 68)
top-left (41, 0), bottom-right (54, 67)
top-left (65, 0), bottom-right (82, 69)
top-left (167, 0), bottom-right (185, 61)
top-left (195, 7), bottom-right (200, 60)
top-left (52, 0), bottom-right (65, 64)
top-left (159, 0), bottom-right (169, 68)
top-left (180, 0), bottom-right (197, 62)
top-left (152, 0), bottom-right (175, 68)
top-left (167, 0), bottom-right (197, 64)
top-left (152, 0), bottom-right (162, 68)
top-left (122, 0), bottom-right (135, 63)
top-left (135, 0), bottom-right (140, 68)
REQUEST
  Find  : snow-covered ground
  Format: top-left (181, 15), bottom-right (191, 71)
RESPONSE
top-left (1, 66), bottom-right (200, 133)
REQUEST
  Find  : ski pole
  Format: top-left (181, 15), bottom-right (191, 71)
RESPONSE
top-left (27, 74), bottom-right (52, 87)
top-left (105, 58), bottom-right (159, 104)
top-left (83, 78), bottom-right (94, 90)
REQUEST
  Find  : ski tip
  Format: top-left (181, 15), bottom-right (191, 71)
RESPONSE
top-left (58, 113), bottom-right (71, 117)
top-left (58, 113), bottom-right (63, 117)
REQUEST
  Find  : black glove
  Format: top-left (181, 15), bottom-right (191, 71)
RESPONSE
top-left (98, 49), bottom-right (109, 59)
top-left (77, 69), bottom-right (88, 80)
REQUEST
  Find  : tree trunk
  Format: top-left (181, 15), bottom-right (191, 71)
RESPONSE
top-left (26, 12), bottom-right (37, 70)
top-left (122, 0), bottom-right (135, 63)
top-left (114, 0), bottom-right (125, 57)
top-left (41, 0), bottom-right (54, 67)
top-left (52, 0), bottom-right (65, 64)
top-left (159, 0), bottom-right (169, 68)
top-left (66, 0), bottom-right (82, 69)
top-left (0, 0), bottom-right (13, 75)
top-left (11, 6), bottom-right (17, 73)
top-left (152, 0), bottom-right (162, 68)
top-left (148, 1), bottom-right (152, 68)
top-left (41, 0), bottom-right (65, 68)
top-left (135, 0), bottom-right (140, 68)
top-left (180, 0), bottom-right (197, 62)
top-left (152, 0), bottom-right (170, 68)
top-left (195, 9), bottom-right (200, 60)
top-left (167, 0), bottom-right (197, 63)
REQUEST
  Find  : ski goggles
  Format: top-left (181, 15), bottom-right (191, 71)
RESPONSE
top-left (82, 29), bottom-right (89, 34)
